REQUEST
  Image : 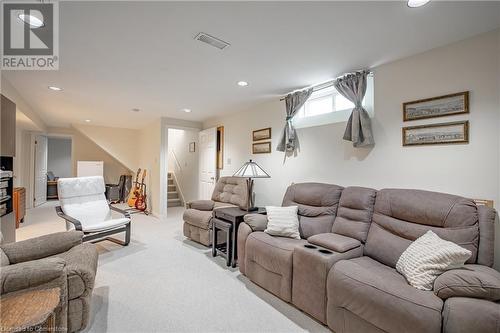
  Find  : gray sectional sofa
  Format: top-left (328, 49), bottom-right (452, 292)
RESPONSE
top-left (238, 183), bottom-right (500, 333)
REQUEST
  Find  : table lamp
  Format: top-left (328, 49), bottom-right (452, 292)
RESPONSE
top-left (233, 159), bottom-right (270, 211)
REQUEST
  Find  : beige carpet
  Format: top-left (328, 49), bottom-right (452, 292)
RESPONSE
top-left (17, 202), bottom-right (329, 333)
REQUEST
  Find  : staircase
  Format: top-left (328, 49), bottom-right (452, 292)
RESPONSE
top-left (167, 172), bottom-right (182, 207)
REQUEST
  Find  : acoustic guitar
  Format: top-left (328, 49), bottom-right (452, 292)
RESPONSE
top-left (135, 170), bottom-right (147, 212)
top-left (127, 168), bottom-right (141, 207)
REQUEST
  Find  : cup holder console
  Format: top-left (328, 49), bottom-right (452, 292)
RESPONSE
top-left (304, 244), bottom-right (317, 249)
top-left (318, 249), bottom-right (333, 254)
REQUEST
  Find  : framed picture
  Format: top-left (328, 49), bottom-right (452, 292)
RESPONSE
top-left (252, 141), bottom-right (271, 154)
top-left (189, 142), bottom-right (195, 152)
top-left (253, 127), bottom-right (272, 141)
top-left (403, 91), bottom-right (469, 121)
top-left (402, 121), bottom-right (469, 146)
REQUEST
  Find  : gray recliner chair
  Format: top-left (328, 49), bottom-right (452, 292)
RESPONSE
top-left (183, 177), bottom-right (248, 246)
top-left (0, 231), bottom-right (98, 333)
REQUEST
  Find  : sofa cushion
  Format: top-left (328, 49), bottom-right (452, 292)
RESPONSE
top-left (327, 256), bottom-right (443, 333)
top-left (434, 264), bottom-right (500, 301)
top-left (332, 186), bottom-right (377, 243)
top-left (307, 233), bottom-right (361, 253)
top-left (183, 209), bottom-right (213, 230)
top-left (264, 206), bottom-right (300, 239)
top-left (396, 231), bottom-right (471, 291)
top-left (245, 231), bottom-right (307, 302)
top-left (282, 183), bottom-right (343, 238)
top-left (211, 177), bottom-right (248, 210)
top-left (365, 189), bottom-right (479, 268)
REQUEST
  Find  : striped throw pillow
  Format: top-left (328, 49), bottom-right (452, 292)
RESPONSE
top-left (396, 230), bottom-right (472, 291)
top-left (264, 206), bottom-right (300, 239)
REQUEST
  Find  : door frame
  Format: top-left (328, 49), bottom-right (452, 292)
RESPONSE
top-left (28, 133), bottom-right (73, 208)
top-left (160, 118), bottom-right (202, 221)
top-left (32, 134), bottom-right (48, 207)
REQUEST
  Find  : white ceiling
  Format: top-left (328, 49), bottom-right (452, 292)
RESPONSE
top-left (4, 1), bottom-right (500, 129)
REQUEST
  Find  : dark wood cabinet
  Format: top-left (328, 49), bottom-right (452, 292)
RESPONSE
top-left (1, 95), bottom-right (16, 157)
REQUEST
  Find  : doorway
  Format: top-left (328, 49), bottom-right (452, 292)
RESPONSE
top-left (167, 128), bottom-right (199, 208)
top-left (33, 135), bottom-right (72, 206)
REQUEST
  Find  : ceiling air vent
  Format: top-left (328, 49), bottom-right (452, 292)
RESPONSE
top-left (194, 33), bottom-right (230, 50)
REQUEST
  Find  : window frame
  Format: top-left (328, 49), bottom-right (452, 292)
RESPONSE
top-left (293, 75), bottom-right (374, 129)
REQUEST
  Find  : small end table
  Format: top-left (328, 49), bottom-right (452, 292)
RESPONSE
top-left (212, 206), bottom-right (266, 268)
top-left (0, 287), bottom-right (61, 333)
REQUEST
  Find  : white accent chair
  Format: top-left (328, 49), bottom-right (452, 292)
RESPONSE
top-left (55, 176), bottom-right (131, 245)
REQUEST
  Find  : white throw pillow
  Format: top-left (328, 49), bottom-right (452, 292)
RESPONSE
top-left (396, 230), bottom-right (472, 291)
top-left (264, 206), bottom-right (301, 239)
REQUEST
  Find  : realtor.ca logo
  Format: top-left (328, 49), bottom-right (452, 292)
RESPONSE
top-left (1, 2), bottom-right (59, 70)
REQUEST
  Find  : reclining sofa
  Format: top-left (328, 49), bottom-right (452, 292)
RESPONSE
top-left (238, 182), bottom-right (500, 333)
top-left (183, 177), bottom-right (248, 246)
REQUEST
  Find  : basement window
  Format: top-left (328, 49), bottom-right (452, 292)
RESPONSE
top-left (293, 75), bottom-right (374, 129)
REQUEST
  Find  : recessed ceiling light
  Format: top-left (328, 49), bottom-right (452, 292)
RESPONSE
top-left (237, 81), bottom-right (249, 87)
top-left (48, 86), bottom-right (63, 91)
top-left (182, 108), bottom-right (192, 113)
top-left (407, 0), bottom-right (430, 8)
top-left (132, 108), bottom-right (141, 112)
top-left (18, 13), bottom-right (44, 28)
top-left (85, 119), bottom-right (91, 123)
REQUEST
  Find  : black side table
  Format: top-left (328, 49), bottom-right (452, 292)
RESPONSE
top-left (212, 207), bottom-right (266, 268)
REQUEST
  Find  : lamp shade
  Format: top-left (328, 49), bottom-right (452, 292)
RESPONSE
top-left (233, 160), bottom-right (270, 178)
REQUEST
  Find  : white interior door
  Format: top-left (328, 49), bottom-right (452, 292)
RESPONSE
top-left (199, 127), bottom-right (217, 199)
top-left (34, 135), bottom-right (48, 207)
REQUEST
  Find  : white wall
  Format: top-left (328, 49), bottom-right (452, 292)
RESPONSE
top-left (47, 137), bottom-right (72, 178)
top-left (168, 128), bottom-right (199, 202)
top-left (205, 30), bottom-right (500, 268)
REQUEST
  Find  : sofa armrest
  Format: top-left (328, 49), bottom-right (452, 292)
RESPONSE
top-left (237, 222), bottom-right (253, 275)
top-left (243, 214), bottom-right (268, 231)
top-left (63, 243), bottom-right (99, 298)
top-left (307, 233), bottom-right (361, 253)
top-left (187, 200), bottom-right (215, 211)
top-left (0, 257), bottom-right (66, 294)
top-left (434, 264), bottom-right (500, 301)
top-left (1, 231), bottom-right (83, 264)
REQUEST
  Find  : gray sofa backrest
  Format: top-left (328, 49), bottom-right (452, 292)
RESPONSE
top-left (211, 177), bottom-right (248, 210)
top-left (364, 188), bottom-right (494, 268)
top-left (282, 182), bottom-right (343, 239)
top-left (332, 186), bottom-right (377, 243)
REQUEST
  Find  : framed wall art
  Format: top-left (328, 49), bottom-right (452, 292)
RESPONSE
top-left (403, 91), bottom-right (469, 121)
top-left (189, 142), bottom-right (195, 152)
top-left (252, 127), bottom-right (271, 141)
top-left (402, 121), bottom-right (469, 146)
top-left (252, 141), bottom-right (271, 154)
